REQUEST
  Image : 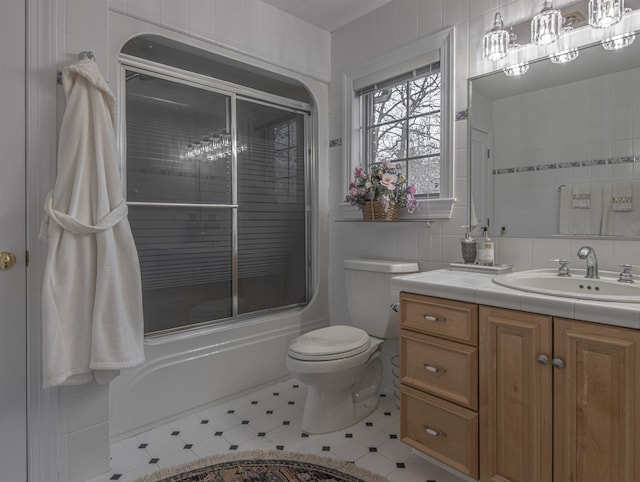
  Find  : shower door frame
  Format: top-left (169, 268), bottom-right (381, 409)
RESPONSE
top-left (118, 54), bottom-right (313, 336)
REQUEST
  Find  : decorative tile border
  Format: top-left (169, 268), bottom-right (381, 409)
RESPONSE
top-left (493, 156), bottom-right (639, 175)
top-left (329, 138), bottom-right (342, 148)
top-left (455, 109), bottom-right (468, 121)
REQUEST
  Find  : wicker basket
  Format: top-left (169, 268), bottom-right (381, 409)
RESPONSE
top-left (361, 200), bottom-right (400, 221)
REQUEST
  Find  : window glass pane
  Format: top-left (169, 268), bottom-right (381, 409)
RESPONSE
top-left (409, 115), bottom-right (440, 157)
top-left (372, 84), bottom-right (407, 125)
top-left (362, 67), bottom-right (441, 196)
top-left (236, 100), bottom-right (307, 314)
top-left (369, 122), bottom-right (406, 162)
top-left (409, 157), bottom-right (441, 196)
top-left (128, 206), bottom-right (233, 333)
top-left (126, 72), bottom-right (232, 204)
top-left (409, 74), bottom-right (441, 116)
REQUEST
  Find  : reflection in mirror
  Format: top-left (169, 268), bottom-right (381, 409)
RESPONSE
top-left (469, 24), bottom-right (640, 238)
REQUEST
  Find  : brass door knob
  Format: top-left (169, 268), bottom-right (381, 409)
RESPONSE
top-left (0, 252), bottom-right (17, 271)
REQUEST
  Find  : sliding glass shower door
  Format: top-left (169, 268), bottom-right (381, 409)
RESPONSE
top-left (124, 68), bottom-right (308, 335)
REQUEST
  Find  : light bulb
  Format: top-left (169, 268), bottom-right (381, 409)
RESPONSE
top-left (531, 1), bottom-right (562, 46)
top-left (483, 12), bottom-right (510, 61)
top-left (589, 0), bottom-right (624, 28)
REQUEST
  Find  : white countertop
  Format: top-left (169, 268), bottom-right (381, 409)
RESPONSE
top-left (391, 269), bottom-right (640, 330)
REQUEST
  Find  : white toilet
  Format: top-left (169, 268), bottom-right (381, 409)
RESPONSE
top-left (286, 258), bottom-right (418, 434)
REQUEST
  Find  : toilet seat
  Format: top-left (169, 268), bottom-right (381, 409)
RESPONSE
top-left (288, 326), bottom-right (370, 361)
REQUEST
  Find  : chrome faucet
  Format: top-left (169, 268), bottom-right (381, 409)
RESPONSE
top-left (577, 246), bottom-right (599, 279)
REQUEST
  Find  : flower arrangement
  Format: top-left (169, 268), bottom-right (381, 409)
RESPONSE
top-left (345, 161), bottom-right (418, 214)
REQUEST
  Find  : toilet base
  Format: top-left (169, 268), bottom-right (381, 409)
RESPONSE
top-left (300, 357), bottom-right (382, 434)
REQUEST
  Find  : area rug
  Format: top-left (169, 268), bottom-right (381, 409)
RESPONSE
top-left (135, 449), bottom-right (390, 482)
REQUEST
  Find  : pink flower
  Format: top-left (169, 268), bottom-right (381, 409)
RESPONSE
top-left (349, 182), bottom-right (356, 190)
top-left (381, 173), bottom-right (397, 189)
top-left (354, 166), bottom-right (363, 177)
top-left (407, 198), bottom-right (418, 213)
top-left (381, 194), bottom-right (391, 212)
top-left (407, 185), bottom-right (416, 196)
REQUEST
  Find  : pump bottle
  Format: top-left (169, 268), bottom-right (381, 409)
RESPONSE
top-left (477, 227), bottom-right (495, 266)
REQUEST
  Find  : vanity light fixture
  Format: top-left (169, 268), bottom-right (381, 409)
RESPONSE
top-left (503, 29), bottom-right (529, 76)
top-left (549, 26), bottom-right (579, 63)
top-left (531, 1), bottom-right (563, 46)
top-left (549, 48), bottom-right (579, 63)
top-left (589, 0), bottom-right (625, 28)
top-left (602, 31), bottom-right (636, 49)
top-left (483, 12), bottom-right (510, 61)
top-left (503, 62), bottom-right (530, 76)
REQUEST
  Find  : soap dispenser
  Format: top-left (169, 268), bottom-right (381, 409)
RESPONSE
top-left (477, 227), bottom-right (495, 266)
top-left (460, 226), bottom-right (477, 264)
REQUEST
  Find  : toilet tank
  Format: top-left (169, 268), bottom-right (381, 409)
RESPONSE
top-left (344, 259), bottom-right (419, 339)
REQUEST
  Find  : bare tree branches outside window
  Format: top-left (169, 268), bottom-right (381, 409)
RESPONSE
top-left (362, 68), bottom-right (441, 197)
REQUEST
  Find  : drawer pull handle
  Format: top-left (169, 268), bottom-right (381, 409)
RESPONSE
top-left (423, 424), bottom-right (447, 437)
top-left (424, 315), bottom-right (446, 322)
top-left (424, 364), bottom-right (446, 374)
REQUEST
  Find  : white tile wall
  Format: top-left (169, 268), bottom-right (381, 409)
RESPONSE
top-left (329, 0), bottom-right (640, 331)
top-left (56, 1), bottom-right (331, 481)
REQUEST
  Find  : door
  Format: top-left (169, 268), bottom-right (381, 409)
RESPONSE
top-left (554, 318), bottom-right (640, 482)
top-left (0, 1), bottom-right (27, 481)
top-left (470, 127), bottom-right (490, 228)
top-left (479, 306), bottom-right (552, 482)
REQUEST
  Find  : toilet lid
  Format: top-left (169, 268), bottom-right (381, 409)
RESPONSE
top-left (288, 326), bottom-right (370, 361)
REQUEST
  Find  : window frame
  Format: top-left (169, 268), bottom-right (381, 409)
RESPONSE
top-left (118, 53), bottom-right (313, 337)
top-left (341, 28), bottom-right (455, 220)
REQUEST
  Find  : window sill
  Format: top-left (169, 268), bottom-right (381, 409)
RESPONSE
top-left (338, 198), bottom-right (455, 222)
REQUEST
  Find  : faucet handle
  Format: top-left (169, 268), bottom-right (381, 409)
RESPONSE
top-left (618, 264), bottom-right (635, 283)
top-left (548, 259), bottom-right (571, 277)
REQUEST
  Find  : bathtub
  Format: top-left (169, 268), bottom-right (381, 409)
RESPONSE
top-left (109, 311), bottom-right (325, 441)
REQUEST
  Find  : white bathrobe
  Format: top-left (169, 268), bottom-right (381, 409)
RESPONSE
top-left (40, 58), bottom-right (145, 388)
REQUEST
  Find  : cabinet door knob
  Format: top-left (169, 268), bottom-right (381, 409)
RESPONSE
top-left (424, 314), bottom-right (446, 322)
top-left (536, 354), bottom-right (549, 365)
top-left (423, 424), bottom-right (447, 437)
top-left (552, 357), bottom-right (565, 369)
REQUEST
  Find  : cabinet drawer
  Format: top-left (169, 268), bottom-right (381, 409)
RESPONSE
top-left (401, 293), bottom-right (478, 345)
top-left (400, 329), bottom-right (478, 410)
top-left (401, 384), bottom-right (479, 479)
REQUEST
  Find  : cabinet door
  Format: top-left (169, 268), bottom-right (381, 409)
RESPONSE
top-left (480, 307), bottom-right (552, 482)
top-left (554, 318), bottom-right (640, 482)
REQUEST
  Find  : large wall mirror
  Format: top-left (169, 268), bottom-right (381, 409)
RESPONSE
top-left (469, 12), bottom-right (640, 238)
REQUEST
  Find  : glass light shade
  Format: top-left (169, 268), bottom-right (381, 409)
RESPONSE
top-left (531, 1), bottom-right (562, 46)
top-left (549, 48), bottom-right (579, 63)
top-left (483, 13), bottom-right (510, 61)
top-left (504, 62), bottom-right (530, 76)
top-left (589, 0), bottom-right (624, 28)
top-left (602, 31), bottom-right (636, 49)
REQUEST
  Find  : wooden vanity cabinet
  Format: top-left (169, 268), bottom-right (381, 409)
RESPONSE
top-left (399, 293), bottom-right (479, 479)
top-left (481, 308), bottom-right (640, 482)
top-left (479, 306), bottom-right (553, 482)
top-left (553, 317), bottom-right (640, 482)
top-left (400, 292), bottom-right (640, 482)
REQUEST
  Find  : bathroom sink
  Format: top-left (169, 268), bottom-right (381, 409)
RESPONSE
top-left (492, 269), bottom-right (640, 303)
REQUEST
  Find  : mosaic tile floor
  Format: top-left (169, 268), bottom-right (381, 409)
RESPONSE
top-left (88, 379), bottom-right (466, 482)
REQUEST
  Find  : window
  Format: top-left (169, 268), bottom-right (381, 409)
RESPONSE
top-left (359, 63), bottom-right (441, 197)
top-left (342, 29), bottom-right (454, 218)
top-left (120, 36), bottom-right (312, 336)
